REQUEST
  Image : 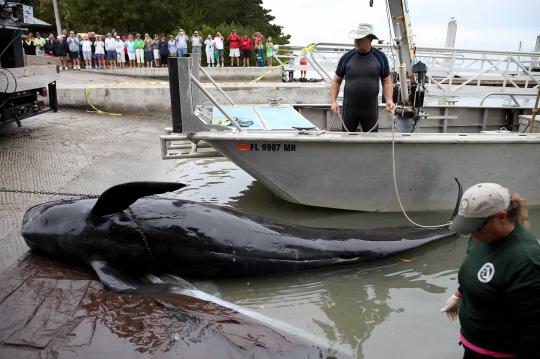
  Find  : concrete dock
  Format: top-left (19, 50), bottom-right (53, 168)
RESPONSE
top-left (56, 69), bottom-right (328, 115)
top-left (54, 67), bottom-right (539, 119)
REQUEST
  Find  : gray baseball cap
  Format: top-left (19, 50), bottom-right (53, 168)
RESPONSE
top-left (449, 183), bottom-right (511, 234)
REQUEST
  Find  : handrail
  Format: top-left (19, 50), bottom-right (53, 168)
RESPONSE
top-left (190, 74), bottom-right (243, 131)
top-left (479, 92), bottom-right (537, 106)
top-left (198, 66), bottom-right (236, 106)
top-left (309, 52), bottom-right (332, 82)
top-left (276, 42), bottom-right (540, 96)
top-left (308, 42), bottom-right (540, 57)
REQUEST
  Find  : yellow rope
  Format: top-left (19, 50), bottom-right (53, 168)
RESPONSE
top-left (248, 64), bottom-right (283, 84)
top-left (84, 81), bottom-right (168, 116)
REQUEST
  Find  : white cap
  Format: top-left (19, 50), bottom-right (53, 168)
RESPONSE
top-left (450, 183), bottom-right (511, 234)
top-left (348, 23), bottom-right (378, 40)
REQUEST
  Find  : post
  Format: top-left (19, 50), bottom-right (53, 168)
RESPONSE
top-left (51, 0), bottom-right (62, 37)
top-left (167, 56), bottom-right (208, 134)
top-left (168, 56), bottom-right (182, 133)
top-left (445, 17), bottom-right (457, 48)
top-left (190, 53), bottom-right (203, 108)
top-left (532, 34), bottom-right (540, 71)
top-left (528, 87), bottom-right (540, 133)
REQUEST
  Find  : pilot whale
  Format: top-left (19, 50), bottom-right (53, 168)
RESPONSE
top-left (21, 182), bottom-right (457, 281)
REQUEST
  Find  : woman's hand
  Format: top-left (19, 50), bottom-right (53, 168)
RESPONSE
top-left (441, 293), bottom-right (462, 321)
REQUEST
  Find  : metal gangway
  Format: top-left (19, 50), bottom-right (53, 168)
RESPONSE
top-left (275, 43), bottom-right (540, 96)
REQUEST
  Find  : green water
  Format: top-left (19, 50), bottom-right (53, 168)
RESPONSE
top-left (169, 157), bottom-right (540, 359)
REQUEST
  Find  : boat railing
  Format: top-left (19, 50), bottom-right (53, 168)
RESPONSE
top-left (479, 91), bottom-right (539, 107)
top-left (189, 74), bottom-right (244, 131)
top-left (161, 56), bottom-right (245, 160)
top-left (198, 66), bottom-right (236, 106)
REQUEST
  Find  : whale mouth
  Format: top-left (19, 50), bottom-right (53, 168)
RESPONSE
top-left (22, 203), bottom-right (46, 228)
top-left (21, 202), bottom-right (65, 257)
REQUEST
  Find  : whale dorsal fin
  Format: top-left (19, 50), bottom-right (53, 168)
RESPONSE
top-left (90, 181), bottom-right (185, 216)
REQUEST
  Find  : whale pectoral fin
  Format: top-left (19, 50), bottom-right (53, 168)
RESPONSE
top-left (90, 260), bottom-right (144, 293)
top-left (90, 182), bottom-right (186, 216)
top-left (90, 261), bottom-right (177, 294)
top-left (146, 273), bottom-right (196, 290)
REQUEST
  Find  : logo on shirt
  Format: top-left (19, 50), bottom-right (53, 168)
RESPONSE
top-left (477, 262), bottom-right (495, 283)
top-left (459, 199), bottom-right (469, 211)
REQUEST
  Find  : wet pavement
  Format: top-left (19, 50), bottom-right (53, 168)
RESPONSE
top-left (0, 110), bottom-right (176, 270)
top-left (0, 254), bottom-right (334, 358)
top-left (0, 110), bottom-right (339, 358)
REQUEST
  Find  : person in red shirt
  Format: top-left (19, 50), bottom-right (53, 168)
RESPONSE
top-left (227, 30), bottom-right (241, 67)
top-left (240, 34), bottom-right (253, 67)
top-left (299, 55), bottom-right (308, 80)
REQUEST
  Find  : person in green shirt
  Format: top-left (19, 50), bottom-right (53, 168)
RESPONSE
top-left (34, 32), bottom-right (46, 56)
top-left (442, 183), bottom-right (540, 359)
top-left (134, 33), bottom-right (145, 68)
top-left (265, 36), bottom-right (273, 67)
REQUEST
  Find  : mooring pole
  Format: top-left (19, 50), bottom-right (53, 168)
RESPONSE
top-left (167, 56), bottom-right (183, 133)
top-left (168, 56), bottom-right (208, 133)
top-left (51, 0), bottom-right (62, 38)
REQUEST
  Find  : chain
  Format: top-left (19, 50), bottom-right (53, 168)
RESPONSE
top-left (127, 207), bottom-right (157, 262)
top-left (2, 186), bottom-right (157, 262)
top-left (0, 187), bottom-right (99, 198)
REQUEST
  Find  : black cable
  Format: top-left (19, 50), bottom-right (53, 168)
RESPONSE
top-left (521, 119), bottom-right (531, 133)
top-left (0, 68), bottom-right (18, 109)
top-left (5, 68), bottom-right (17, 91)
top-left (0, 70), bottom-right (9, 92)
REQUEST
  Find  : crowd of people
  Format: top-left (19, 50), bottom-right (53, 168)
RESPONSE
top-left (22, 29), bottom-right (278, 70)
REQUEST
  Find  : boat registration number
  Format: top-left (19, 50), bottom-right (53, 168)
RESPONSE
top-left (236, 143), bottom-right (296, 152)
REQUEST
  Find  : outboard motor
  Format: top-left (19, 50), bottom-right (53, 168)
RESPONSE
top-left (393, 60), bottom-right (429, 132)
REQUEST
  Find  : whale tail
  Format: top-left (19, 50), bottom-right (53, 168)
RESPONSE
top-left (450, 178), bottom-right (463, 221)
top-left (90, 181), bottom-right (186, 216)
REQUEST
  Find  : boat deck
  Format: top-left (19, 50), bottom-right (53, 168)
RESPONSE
top-left (212, 105), bottom-right (317, 130)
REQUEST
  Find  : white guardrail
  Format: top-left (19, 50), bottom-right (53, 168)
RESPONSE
top-left (275, 43), bottom-right (540, 93)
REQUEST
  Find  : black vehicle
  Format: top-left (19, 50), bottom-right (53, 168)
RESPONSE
top-left (0, 0), bottom-right (59, 127)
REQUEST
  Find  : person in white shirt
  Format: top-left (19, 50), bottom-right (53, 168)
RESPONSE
top-left (175, 29), bottom-right (188, 57)
top-left (104, 33), bottom-right (117, 68)
top-left (153, 34), bottom-right (161, 67)
top-left (204, 34), bottom-right (215, 67)
top-left (213, 32), bottom-right (224, 67)
top-left (114, 36), bottom-right (125, 68)
top-left (81, 34), bottom-right (93, 69)
top-left (94, 34), bottom-right (105, 69)
top-left (191, 31), bottom-right (202, 62)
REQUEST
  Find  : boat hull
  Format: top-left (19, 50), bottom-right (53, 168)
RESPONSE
top-left (192, 131), bottom-right (540, 212)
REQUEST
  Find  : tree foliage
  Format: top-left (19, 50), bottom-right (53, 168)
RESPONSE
top-left (34, 0), bottom-right (290, 44)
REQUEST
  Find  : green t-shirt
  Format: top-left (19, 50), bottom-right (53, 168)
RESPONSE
top-left (134, 39), bottom-right (145, 49)
top-left (458, 225), bottom-right (540, 355)
top-left (265, 41), bottom-right (273, 57)
top-left (34, 37), bottom-right (46, 54)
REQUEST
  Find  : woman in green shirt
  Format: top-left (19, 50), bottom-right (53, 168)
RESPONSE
top-left (442, 183), bottom-right (539, 359)
top-left (265, 36), bottom-right (273, 67)
top-left (134, 33), bottom-right (145, 68)
top-left (34, 32), bottom-right (46, 56)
